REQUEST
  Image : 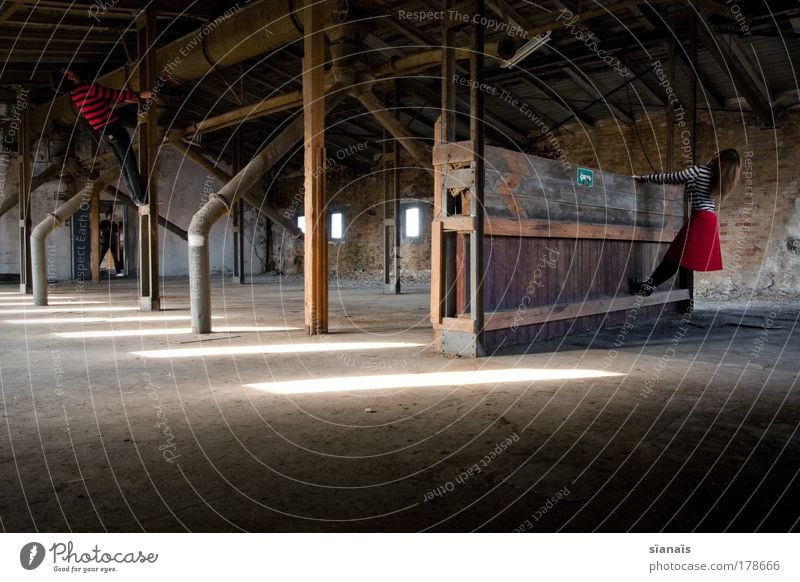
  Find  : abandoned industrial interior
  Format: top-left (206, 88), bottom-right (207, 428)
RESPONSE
top-left (0, 0), bottom-right (799, 533)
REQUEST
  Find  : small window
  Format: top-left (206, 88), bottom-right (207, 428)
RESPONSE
top-left (330, 212), bottom-right (343, 241)
top-left (404, 207), bottom-right (421, 239)
top-left (297, 215), bottom-right (305, 234)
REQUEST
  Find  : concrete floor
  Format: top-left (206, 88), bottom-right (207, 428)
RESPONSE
top-left (1, 276), bottom-right (798, 532)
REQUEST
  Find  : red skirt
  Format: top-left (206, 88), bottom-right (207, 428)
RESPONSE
top-left (663, 209), bottom-right (723, 271)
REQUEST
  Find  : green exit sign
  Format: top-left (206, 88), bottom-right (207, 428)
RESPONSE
top-left (577, 167), bottom-right (593, 187)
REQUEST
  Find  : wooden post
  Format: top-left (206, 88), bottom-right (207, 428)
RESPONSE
top-left (679, 13), bottom-right (698, 303)
top-left (469, 0), bottom-right (485, 353)
top-left (431, 116), bottom-right (444, 349)
top-left (382, 125), bottom-right (391, 290)
top-left (232, 77), bottom-right (245, 284)
top-left (390, 81), bottom-right (401, 294)
top-left (441, 0), bottom-right (457, 319)
top-left (303, 0), bottom-right (327, 334)
top-left (137, 9), bottom-right (160, 311)
top-left (232, 128), bottom-right (245, 284)
top-left (90, 176), bottom-right (100, 283)
top-left (17, 87), bottom-right (32, 294)
top-left (666, 31), bottom-right (675, 171)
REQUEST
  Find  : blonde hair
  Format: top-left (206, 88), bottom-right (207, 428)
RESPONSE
top-left (707, 149), bottom-right (742, 200)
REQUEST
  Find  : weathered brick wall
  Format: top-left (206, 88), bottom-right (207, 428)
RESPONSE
top-left (269, 164), bottom-right (434, 280)
top-left (554, 109), bottom-right (800, 298)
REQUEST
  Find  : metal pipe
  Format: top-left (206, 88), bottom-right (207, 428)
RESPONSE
top-left (104, 184), bottom-right (188, 241)
top-left (166, 133), bottom-right (301, 235)
top-left (186, 91), bottom-right (343, 333)
top-left (0, 162), bottom-right (60, 218)
top-left (31, 168), bottom-right (119, 306)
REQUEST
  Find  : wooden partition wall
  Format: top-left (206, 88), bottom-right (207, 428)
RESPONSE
top-left (431, 141), bottom-right (691, 356)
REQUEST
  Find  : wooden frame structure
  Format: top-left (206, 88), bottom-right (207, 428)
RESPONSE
top-left (431, 141), bottom-right (690, 356)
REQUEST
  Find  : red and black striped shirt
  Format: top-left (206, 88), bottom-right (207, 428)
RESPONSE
top-left (69, 83), bottom-right (139, 131)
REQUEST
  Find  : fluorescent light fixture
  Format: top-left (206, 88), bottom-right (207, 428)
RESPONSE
top-left (56, 326), bottom-right (297, 339)
top-left (501, 31), bottom-right (551, 69)
top-left (132, 341), bottom-right (424, 359)
top-left (248, 368), bottom-right (623, 395)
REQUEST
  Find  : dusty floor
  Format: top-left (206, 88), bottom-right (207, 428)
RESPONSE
top-left (1, 276), bottom-right (798, 532)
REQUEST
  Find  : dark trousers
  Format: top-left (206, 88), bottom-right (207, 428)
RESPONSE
top-left (103, 123), bottom-right (146, 206)
top-left (648, 260), bottom-right (681, 287)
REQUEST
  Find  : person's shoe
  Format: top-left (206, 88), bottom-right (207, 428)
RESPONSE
top-left (115, 271), bottom-right (124, 277)
top-left (628, 278), bottom-right (656, 297)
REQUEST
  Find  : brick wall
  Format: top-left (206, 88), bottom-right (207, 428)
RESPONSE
top-left (269, 163), bottom-right (435, 280)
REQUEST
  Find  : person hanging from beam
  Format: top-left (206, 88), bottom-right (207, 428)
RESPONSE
top-left (629, 149), bottom-right (742, 296)
top-left (62, 67), bottom-right (152, 206)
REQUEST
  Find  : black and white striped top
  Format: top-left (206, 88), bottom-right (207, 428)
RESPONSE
top-left (640, 164), bottom-right (716, 212)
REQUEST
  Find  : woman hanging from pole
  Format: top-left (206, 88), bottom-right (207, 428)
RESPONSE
top-left (629, 149), bottom-right (742, 296)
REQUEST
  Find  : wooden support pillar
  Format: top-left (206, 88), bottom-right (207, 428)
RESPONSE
top-left (383, 83), bottom-right (401, 295)
top-left (441, 0), bottom-right (457, 319)
top-left (679, 13), bottom-right (697, 302)
top-left (666, 30), bottom-right (675, 171)
top-left (303, 0), bottom-right (328, 334)
top-left (431, 116), bottom-right (444, 349)
top-left (434, 0), bottom-right (486, 356)
top-left (17, 87), bottom-right (32, 294)
top-left (431, 0), bottom-right (459, 352)
top-left (137, 10), bottom-right (160, 311)
top-left (392, 127), bottom-right (401, 295)
top-left (469, 0), bottom-right (486, 353)
top-left (232, 126), bottom-right (245, 284)
top-left (382, 127), bottom-right (391, 289)
top-left (90, 176), bottom-right (100, 283)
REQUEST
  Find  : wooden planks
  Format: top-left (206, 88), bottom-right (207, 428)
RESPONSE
top-left (441, 215), bottom-right (477, 232)
top-left (438, 316), bottom-right (477, 333)
top-left (484, 171), bottom-right (684, 214)
top-left (485, 217), bottom-right (681, 242)
top-left (485, 289), bottom-right (690, 331)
